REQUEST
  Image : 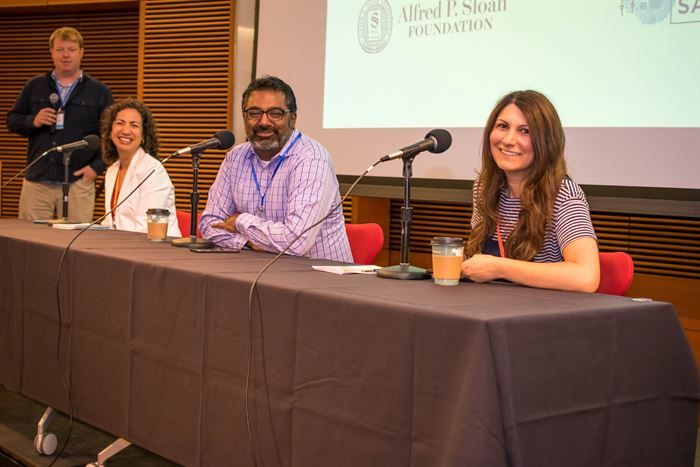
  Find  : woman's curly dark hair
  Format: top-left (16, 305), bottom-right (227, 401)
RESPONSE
top-left (101, 98), bottom-right (159, 166)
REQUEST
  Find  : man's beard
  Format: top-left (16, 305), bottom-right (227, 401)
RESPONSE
top-left (248, 124), bottom-right (292, 152)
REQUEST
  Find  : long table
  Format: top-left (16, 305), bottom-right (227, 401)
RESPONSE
top-left (0, 219), bottom-right (698, 466)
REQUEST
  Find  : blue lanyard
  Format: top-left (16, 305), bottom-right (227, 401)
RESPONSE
top-left (52, 72), bottom-right (81, 108)
top-left (250, 131), bottom-right (302, 213)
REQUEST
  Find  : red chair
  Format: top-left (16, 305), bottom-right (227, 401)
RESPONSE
top-left (345, 223), bottom-right (384, 264)
top-left (597, 252), bottom-right (634, 296)
top-left (176, 211), bottom-right (202, 238)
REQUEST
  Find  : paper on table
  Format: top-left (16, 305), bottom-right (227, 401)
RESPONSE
top-left (51, 223), bottom-right (111, 230)
top-left (312, 265), bottom-right (381, 275)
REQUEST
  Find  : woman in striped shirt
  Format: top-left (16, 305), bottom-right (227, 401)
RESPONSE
top-left (461, 90), bottom-right (600, 292)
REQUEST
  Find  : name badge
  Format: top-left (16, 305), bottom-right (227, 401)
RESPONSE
top-left (55, 110), bottom-right (65, 130)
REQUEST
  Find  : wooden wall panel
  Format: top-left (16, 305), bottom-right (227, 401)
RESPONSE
top-left (0, 7), bottom-right (139, 219)
top-left (139, 0), bottom-right (235, 213)
top-left (0, 0), bottom-right (235, 220)
top-left (594, 213), bottom-right (700, 279)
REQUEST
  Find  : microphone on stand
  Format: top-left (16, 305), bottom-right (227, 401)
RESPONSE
top-left (171, 130), bottom-right (236, 249)
top-left (45, 134), bottom-right (101, 155)
top-left (376, 129), bottom-right (453, 280)
top-left (1, 135), bottom-right (102, 191)
top-left (171, 130), bottom-right (235, 157)
top-left (381, 129), bottom-right (452, 162)
top-left (45, 135), bottom-right (102, 225)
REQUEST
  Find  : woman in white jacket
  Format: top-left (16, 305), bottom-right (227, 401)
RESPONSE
top-left (100, 98), bottom-right (180, 237)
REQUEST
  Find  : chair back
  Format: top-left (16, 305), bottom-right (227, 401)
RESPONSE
top-left (176, 211), bottom-right (202, 238)
top-left (345, 223), bottom-right (384, 264)
top-left (597, 252), bottom-right (634, 296)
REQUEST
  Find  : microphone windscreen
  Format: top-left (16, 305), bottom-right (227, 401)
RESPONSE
top-left (85, 134), bottom-right (101, 151)
top-left (426, 129), bottom-right (452, 153)
top-left (215, 130), bottom-right (235, 150)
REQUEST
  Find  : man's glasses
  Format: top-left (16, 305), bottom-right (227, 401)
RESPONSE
top-left (243, 107), bottom-right (291, 121)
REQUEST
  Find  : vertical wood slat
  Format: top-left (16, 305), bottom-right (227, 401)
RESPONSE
top-left (0, 7), bottom-right (139, 219)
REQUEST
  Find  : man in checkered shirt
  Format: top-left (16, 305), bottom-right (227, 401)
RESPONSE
top-left (199, 76), bottom-right (353, 262)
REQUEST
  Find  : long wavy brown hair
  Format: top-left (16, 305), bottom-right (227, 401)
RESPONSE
top-left (101, 98), bottom-right (159, 166)
top-left (466, 90), bottom-right (567, 260)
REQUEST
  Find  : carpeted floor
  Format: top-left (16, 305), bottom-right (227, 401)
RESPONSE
top-left (0, 386), bottom-right (180, 467)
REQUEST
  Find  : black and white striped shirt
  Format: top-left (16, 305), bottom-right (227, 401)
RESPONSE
top-left (472, 178), bottom-right (596, 262)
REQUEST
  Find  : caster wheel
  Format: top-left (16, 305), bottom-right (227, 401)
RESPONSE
top-left (34, 432), bottom-right (57, 455)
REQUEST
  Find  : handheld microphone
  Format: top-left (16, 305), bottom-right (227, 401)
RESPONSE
top-left (381, 129), bottom-right (452, 162)
top-left (49, 93), bottom-right (59, 133)
top-left (44, 134), bottom-right (101, 155)
top-left (172, 130), bottom-right (235, 156)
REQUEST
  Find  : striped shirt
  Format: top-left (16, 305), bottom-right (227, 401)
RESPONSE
top-left (199, 129), bottom-right (353, 262)
top-left (472, 178), bottom-right (596, 262)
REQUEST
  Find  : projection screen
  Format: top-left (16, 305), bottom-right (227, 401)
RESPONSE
top-left (255, 0), bottom-right (700, 190)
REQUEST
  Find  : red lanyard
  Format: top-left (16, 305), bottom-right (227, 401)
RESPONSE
top-left (496, 222), bottom-right (506, 258)
top-left (110, 169), bottom-right (123, 221)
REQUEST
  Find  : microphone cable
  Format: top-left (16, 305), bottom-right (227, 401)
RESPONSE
top-left (46, 150), bottom-right (180, 466)
top-left (243, 156), bottom-right (387, 467)
top-left (1, 150), bottom-right (54, 190)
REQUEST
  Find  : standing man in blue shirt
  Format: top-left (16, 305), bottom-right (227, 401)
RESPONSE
top-left (7, 27), bottom-right (113, 222)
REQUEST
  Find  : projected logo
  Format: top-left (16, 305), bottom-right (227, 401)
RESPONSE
top-left (618, 0), bottom-right (673, 24)
top-left (358, 0), bottom-right (393, 53)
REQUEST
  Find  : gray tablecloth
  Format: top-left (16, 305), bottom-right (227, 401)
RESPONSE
top-left (0, 219), bottom-right (698, 467)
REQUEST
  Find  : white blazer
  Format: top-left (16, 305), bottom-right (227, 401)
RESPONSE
top-left (102, 148), bottom-right (181, 237)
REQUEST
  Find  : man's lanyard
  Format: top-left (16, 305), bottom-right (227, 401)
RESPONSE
top-left (250, 131), bottom-right (302, 213)
top-left (57, 80), bottom-right (79, 108)
top-left (51, 71), bottom-right (82, 108)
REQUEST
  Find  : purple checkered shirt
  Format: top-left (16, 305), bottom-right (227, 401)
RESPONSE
top-left (199, 129), bottom-right (353, 262)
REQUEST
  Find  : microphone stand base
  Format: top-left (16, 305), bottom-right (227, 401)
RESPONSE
top-left (376, 264), bottom-right (430, 280)
top-left (171, 237), bottom-right (213, 249)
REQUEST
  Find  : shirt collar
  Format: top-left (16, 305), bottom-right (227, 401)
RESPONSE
top-left (50, 69), bottom-right (83, 86)
top-left (248, 128), bottom-right (301, 163)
